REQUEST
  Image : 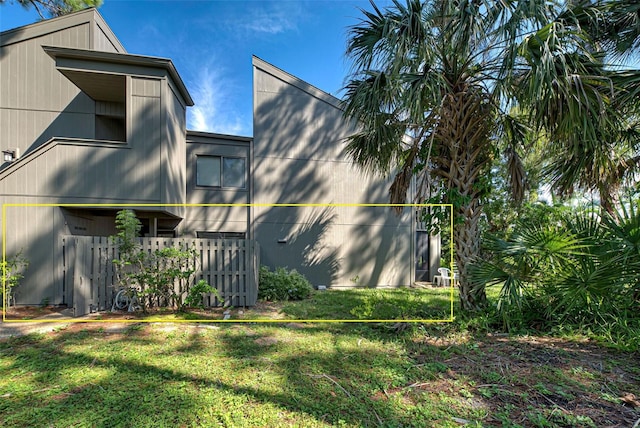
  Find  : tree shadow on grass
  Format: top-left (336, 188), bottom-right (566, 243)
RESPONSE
top-left (0, 322), bottom-right (474, 427)
top-left (3, 319), bottom-right (635, 427)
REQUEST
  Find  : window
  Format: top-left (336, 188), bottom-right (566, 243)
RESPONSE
top-left (93, 80), bottom-right (126, 142)
top-left (197, 231), bottom-right (246, 239)
top-left (196, 156), bottom-right (246, 188)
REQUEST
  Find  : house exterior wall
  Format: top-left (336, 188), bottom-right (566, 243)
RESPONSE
top-left (0, 10), bottom-right (433, 306)
top-left (0, 11), bottom-right (191, 305)
top-left (130, 76), bottom-right (162, 201)
top-left (0, 22), bottom-right (95, 155)
top-left (0, 9), bottom-right (126, 158)
top-left (162, 81), bottom-right (188, 218)
top-left (252, 57), bottom-right (414, 288)
top-left (182, 132), bottom-right (251, 237)
top-left (93, 19), bottom-right (125, 53)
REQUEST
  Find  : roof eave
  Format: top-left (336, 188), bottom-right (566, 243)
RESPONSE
top-left (43, 45), bottom-right (194, 106)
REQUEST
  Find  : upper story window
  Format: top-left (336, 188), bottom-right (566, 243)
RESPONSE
top-left (95, 99), bottom-right (126, 142)
top-left (196, 155), bottom-right (246, 189)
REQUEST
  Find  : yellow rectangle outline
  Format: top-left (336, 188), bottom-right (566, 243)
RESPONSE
top-left (2, 203), bottom-right (454, 323)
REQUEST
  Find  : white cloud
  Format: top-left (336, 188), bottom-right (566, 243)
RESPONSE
top-left (234, 2), bottom-right (303, 35)
top-left (243, 10), bottom-right (297, 34)
top-left (187, 63), bottom-right (248, 136)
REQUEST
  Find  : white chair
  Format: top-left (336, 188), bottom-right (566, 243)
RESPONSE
top-left (433, 267), bottom-right (458, 287)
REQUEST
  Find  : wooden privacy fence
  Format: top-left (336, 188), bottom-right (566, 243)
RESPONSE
top-left (62, 236), bottom-right (260, 317)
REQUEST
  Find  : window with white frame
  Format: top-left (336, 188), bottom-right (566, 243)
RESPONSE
top-left (196, 156), bottom-right (246, 188)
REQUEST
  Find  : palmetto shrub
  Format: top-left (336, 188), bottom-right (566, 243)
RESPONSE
top-left (471, 201), bottom-right (640, 347)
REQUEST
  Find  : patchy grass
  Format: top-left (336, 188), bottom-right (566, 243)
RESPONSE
top-left (4, 287), bottom-right (453, 322)
top-left (280, 287), bottom-right (453, 321)
top-left (193, 286), bottom-right (452, 321)
top-left (1, 288), bottom-right (638, 427)
top-left (1, 323), bottom-right (638, 426)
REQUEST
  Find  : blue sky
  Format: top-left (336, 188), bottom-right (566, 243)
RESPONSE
top-left (1, 0), bottom-right (389, 137)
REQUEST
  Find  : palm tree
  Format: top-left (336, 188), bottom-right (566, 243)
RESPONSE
top-left (342, 0), bottom-right (637, 310)
top-left (541, 0), bottom-right (640, 217)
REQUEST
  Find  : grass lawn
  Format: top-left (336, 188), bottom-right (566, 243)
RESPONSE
top-left (1, 288), bottom-right (639, 427)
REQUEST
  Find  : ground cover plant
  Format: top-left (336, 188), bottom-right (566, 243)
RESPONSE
top-left (1, 289), bottom-right (639, 427)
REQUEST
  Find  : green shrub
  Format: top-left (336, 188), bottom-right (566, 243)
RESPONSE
top-left (2, 251), bottom-right (29, 308)
top-left (184, 279), bottom-right (218, 309)
top-left (258, 266), bottom-right (313, 301)
top-left (111, 209), bottom-right (215, 312)
top-left (470, 200), bottom-right (640, 349)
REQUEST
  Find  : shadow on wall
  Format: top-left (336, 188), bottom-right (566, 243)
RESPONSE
top-left (252, 69), bottom-right (412, 287)
top-left (0, 93), bottom-right (94, 173)
top-left (344, 201), bottom-right (413, 288)
top-left (256, 207), bottom-right (341, 287)
top-left (0, 28), bottom-right (25, 59)
top-left (44, 95), bottom-right (163, 201)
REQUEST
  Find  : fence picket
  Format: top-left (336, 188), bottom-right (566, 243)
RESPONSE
top-left (64, 236), bottom-right (258, 316)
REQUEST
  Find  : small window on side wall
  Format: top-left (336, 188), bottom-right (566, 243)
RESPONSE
top-left (196, 156), bottom-right (221, 187)
top-left (223, 157), bottom-right (246, 188)
top-left (196, 155), bottom-right (246, 189)
top-left (197, 231), bottom-right (246, 239)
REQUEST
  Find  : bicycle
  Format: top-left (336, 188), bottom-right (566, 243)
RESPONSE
top-left (111, 287), bottom-right (141, 312)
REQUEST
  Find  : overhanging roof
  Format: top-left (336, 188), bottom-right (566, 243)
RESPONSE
top-left (43, 46), bottom-right (194, 106)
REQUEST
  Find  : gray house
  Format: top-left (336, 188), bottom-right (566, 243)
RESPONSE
top-left (0, 8), bottom-right (439, 309)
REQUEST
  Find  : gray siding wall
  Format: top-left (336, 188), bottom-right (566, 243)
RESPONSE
top-left (0, 76), bottom-right (164, 201)
top-left (0, 74), bottom-right (183, 304)
top-left (162, 81), bottom-right (187, 218)
top-left (183, 134), bottom-right (250, 237)
top-left (3, 202), bottom-right (65, 305)
top-left (130, 76), bottom-right (162, 201)
top-left (93, 19), bottom-right (124, 53)
top-left (252, 58), bottom-right (414, 288)
top-left (0, 22), bottom-right (95, 157)
top-left (0, 11), bottom-right (125, 165)
top-left (0, 13), bottom-right (189, 305)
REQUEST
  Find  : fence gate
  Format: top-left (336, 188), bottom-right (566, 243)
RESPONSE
top-left (62, 236), bottom-right (260, 317)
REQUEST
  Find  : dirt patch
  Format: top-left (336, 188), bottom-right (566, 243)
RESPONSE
top-left (284, 322), bottom-right (312, 329)
top-left (412, 335), bottom-right (640, 427)
top-left (4, 305), bottom-right (71, 320)
top-left (254, 337), bottom-right (279, 346)
top-left (236, 301), bottom-right (286, 319)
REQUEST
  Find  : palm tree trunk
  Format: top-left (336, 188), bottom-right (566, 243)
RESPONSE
top-left (454, 198), bottom-right (486, 310)
top-left (598, 182), bottom-right (620, 219)
top-left (436, 90), bottom-right (491, 311)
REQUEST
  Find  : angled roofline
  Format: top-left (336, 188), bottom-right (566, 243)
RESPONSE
top-left (0, 7), bottom-right (125, 52)
top-left (0, 137), bottom-right (131, 181)
top-left (43, 45), bottom-right (194, 106)
top-left (252, 55), bottom-right (344, 111)
top-left (187, 130), bottom-right (252, 143)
